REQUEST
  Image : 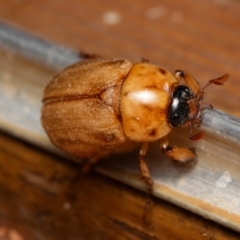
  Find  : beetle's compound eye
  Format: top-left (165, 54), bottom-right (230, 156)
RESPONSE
top-left (168, 85), bottom-right (194, 127)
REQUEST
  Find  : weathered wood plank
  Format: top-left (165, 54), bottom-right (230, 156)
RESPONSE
top-left (0, 132), bottom-right (239, 240)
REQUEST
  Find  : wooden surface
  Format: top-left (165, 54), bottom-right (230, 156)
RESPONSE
top-left (0, 131), bottom-right (240, 240)
top-left (1, 0), bottom-right (240, 115)
top-left (1, 0), bottom-right (240, 239)
top-left (0, 39), bottom-right (240, 238)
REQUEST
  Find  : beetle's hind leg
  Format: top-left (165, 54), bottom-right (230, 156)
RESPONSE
top-left (139, 142), bottom-right (154, 226)
top-left (79, 51), bottom-right (102, 60)
top-left (66, 156), bottom-right (100, 201)
top-left (161, 137), bottom-right (196, 163)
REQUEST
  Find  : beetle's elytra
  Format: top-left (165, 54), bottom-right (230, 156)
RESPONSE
top-left (41, 55), bottom-right (228, 222)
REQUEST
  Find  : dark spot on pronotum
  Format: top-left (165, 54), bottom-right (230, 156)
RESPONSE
top-left (159, 68), bottom-right (167, 75)
top-left (149, 128), bottom-right (157, 136)
top-left (136, 73), bottom-right (143, 78)
top-left (129, 127), bottom-right (135, 133)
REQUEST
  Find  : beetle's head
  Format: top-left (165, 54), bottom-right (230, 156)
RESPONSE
top-left (168, 85), bottom-right (204, 140)
top-left (168, 72), bottom-right (229, 140)
top-left (168, 85), bottom-right (195, 127)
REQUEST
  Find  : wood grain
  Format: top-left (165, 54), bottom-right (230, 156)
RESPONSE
top-left (0, 131), bottom-right (239, 240)
top-left (1, 0), bottom-right (240, 239)
top-left (1, 0), bottom-right (240, 114)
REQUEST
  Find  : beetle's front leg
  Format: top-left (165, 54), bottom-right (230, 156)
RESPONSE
top-left (174, 70), bottom-right (200, 95)
top-left (161, 137), bottom-right (196, 162)
top-left (139, 142), bottom-right (153, 225)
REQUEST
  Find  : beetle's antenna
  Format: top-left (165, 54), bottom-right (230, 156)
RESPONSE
top-left (195, 74), bottom-right (229, 101)
top-left (187, 74), bottom-right (229, 141)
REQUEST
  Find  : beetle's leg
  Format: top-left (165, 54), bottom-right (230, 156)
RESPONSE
top-left (161, 136), bottom-right (196, 162)
top-left (81, 156), bottom-right (100, 173)
top-left (174, 70), bottom-right (200, 95)
top-left (79, 51), bottom-right (102, 60)
top-left (139, 142), bottom-right (153, 225)
top-left (139, 143), bottom-right (152, 194)
top-left (188, 128), bottom-right (205, 140)
top-left (66, 157), bottom-right (100, 201)
top-left (141, 57), bottom-right (149, 63)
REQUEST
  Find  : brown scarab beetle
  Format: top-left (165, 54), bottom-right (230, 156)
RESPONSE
top-left (41, 54), bottom-right (228, 222)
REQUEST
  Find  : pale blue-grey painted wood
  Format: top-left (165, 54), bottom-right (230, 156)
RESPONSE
top-left (0, 21), bottom-right (79, 70)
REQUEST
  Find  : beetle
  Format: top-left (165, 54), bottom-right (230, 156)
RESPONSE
top-left (41, 54), bottom-right (228, 222)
